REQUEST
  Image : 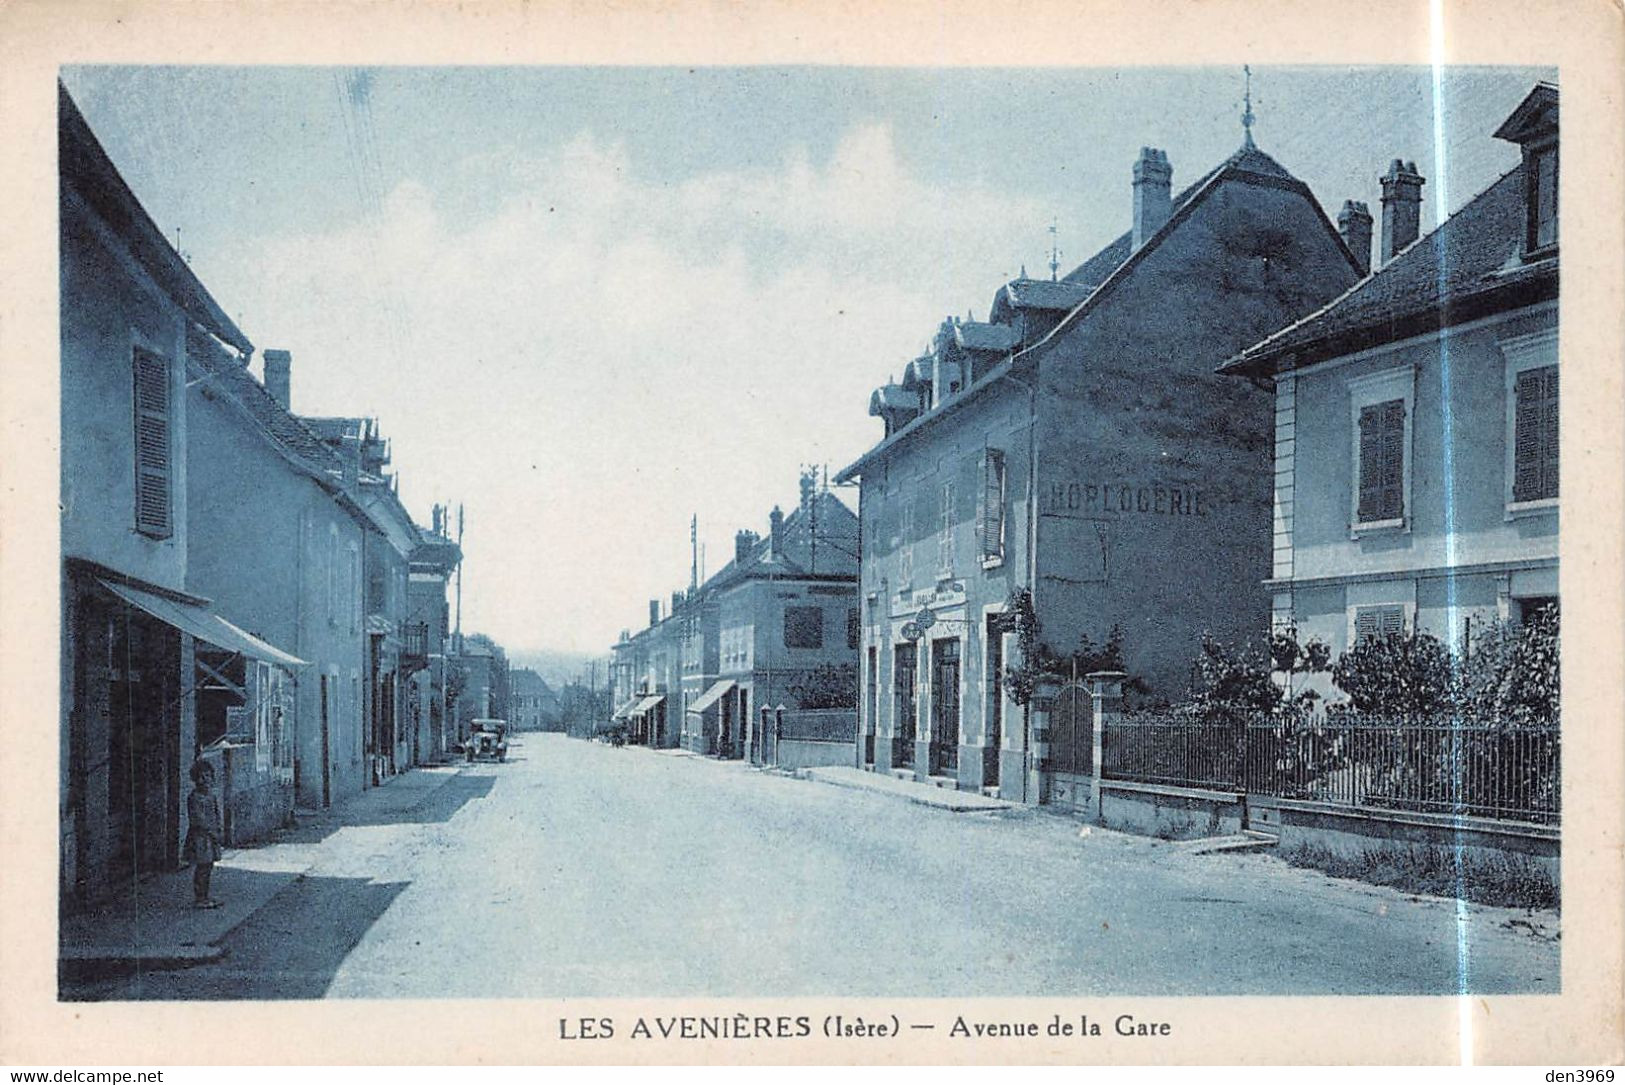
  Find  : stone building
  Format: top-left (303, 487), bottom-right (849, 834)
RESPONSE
top-left (837, 128), bottom-right (1364, 804)
top-left (1220, 83), bottom-right (1559, 680)
top-left (407, 507), bottom-right (462, 760)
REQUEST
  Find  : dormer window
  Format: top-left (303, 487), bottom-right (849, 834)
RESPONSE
top-left (1493, 82), bottom-right (1558, 259)
top-left (1526, 141), bottom-right (1557, 254)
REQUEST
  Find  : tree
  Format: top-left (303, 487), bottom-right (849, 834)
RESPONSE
top-left (1458, 607), bottom-right (1559, 726)
top-left (1331, 628), bottom-right (1457, 716)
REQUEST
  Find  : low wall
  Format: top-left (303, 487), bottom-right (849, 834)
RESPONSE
top-left (776, 738), bottom-right (855, 772)
top-left (1097, 779), bottom-right (1244, 840)
top-left (1271, 798), bottom-right (1559, 880)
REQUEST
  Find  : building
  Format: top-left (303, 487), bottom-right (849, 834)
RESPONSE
top-left (452, 632), bottom-right (510, 732)
top-left (186, 338), bottom-right (381, 832)
top-left (610, 601), bottom-right (683, 746)
top-left (58, 84), bottom-right (306, 903)
top-left (407, 507), bottom-right (462, 760)
top-left (682, 478), bottom-right (861, 760)
top-left (508, 667), bottom-right (558, 731)
top-left (836, 128), bottom-right (1364, 802)
top-left (305, 415), bottom-right (424, 781)
top-left (1219, 83), bottom-right (1559, 679)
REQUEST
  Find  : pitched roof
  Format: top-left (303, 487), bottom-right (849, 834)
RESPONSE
top-left (700, 491), bottom-right (860, 594)
top-left (187, 329), bottom-right (346, 479)
top-left (59, 84), bottom-right (252, 355)
top-left (954, 320), bottom-right (1021, 353)
top-left (1219, 167), bottom-right (1558, 376)
top-left (838, 142), bottom-right (1351, 482)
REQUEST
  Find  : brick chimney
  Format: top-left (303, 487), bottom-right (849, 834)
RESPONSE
top-left (671, 590), bottom-right (684, 614)
top-left (262, 349), bottom-right (292, 410)
top-left (649, 599), bottom-right (661, 627)
top-left (1379, 159), bottom-right (1425, 264)
top-left (768, 506), bottom-right (784, 559)
top-left (1338, 199), bottom-right (1374, 277)
top-left (735, 530), bottom-right (758, 565)
top-left (1132, 148), bottom-right (1172, 250)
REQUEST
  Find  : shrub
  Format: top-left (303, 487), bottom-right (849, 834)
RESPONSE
top-left (1458, 607), bottom-right (1559, 726)
top-left (1330, 628), bottom-right (1458, 715)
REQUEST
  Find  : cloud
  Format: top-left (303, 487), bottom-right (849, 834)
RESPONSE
top-left (207, 123), bottom-right (1044, 653)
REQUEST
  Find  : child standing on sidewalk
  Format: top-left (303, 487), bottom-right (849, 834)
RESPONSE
top-left (185, 759), bottom-right (223, 909)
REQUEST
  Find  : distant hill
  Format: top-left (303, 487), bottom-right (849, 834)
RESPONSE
top-left (507, 648), bottom-right (613, 690)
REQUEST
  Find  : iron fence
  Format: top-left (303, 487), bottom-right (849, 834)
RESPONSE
top-left (1097, 711), bottom-right (1559, 825)
top-left (1100, 713), bottom-right (1241, 791)
top-left (1243, 714), bottom-right (1560, 826)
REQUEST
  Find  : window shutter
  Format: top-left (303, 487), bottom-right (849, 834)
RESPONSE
top-left (981, 448), bottom-right (1005, 560)
top-left (1353, 609), bottom-right (1379, 644)
top-left (1354, 605), bottom-right (1404, 645)
top-left (1379, 606), bottom-right (1404, 637)
top-left (1513, 366), bottom-right (1559, 503)
top-left (1358, 399), bottom-right (1405, 522)
top-left (132, 349), bottom-right (172, 538)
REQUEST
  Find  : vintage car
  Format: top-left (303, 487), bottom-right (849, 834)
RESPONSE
top-left (464, 718), bottom-right (509, 762)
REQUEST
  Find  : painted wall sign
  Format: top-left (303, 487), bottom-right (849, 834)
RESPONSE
top-left (1041, 480), bottom-right (1210, 519)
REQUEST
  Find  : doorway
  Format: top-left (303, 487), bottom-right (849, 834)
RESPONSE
top-left (930, 637), bottom-right (960, 779)
top-left (319, 674), bottom-right (332, 808)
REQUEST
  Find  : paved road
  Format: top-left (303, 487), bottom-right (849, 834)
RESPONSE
top-left (77, 733), bottom-right (1559, 999)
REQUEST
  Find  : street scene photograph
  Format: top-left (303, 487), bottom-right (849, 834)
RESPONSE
top-left (54, 62), bottom-right (1563, 1003)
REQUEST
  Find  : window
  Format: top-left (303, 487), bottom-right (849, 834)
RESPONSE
top-left (938, 479), bottom-right (956, 574)
top-left (1357, 400), bottom-right (1406, 523)
top-left (784, 606), bottom-right (823, 649)
top-left (1348, 366), bottom-right (1413, 532)
top-left (1526, 143), bottom-right (1557, 253)
top-left (1512, 365), bottom-right (1558, 503)
top-left (132, 348), bottom-right (173, 538)
top-left (979, 448), bottom-right (1006, 565)
top-left (1353, 605), bottom-right (1405, 645)
top-left (846, 606), bottom-right (861, 651)
top-left (349, 545), bottom-right (361, 634)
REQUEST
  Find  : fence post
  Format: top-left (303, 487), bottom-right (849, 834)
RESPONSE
top-left (1086, 671), bottom-right (1126, 822)
top-left (1028, 675), bottom-right (1060, 804)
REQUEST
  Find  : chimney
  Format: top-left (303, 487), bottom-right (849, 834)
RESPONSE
top-left (1338, 199), bottom-right (1374, 277)
top-left (1379, 159), bottom-right (1425, 264)
top-left (735, 529), bottom-right (758, 565)
top-left (1131, 147), bottom-right (1172, 250)
top-left (671, 590), bottom-right (684, 614)
top-left (799, 469), bottom-right (817, 511)
top-left (768, 506), bottom-right (784, 559)
top-left (262, 349), bottom-right (292, 410)
top-left (649, 599), bottom-right (661, 627)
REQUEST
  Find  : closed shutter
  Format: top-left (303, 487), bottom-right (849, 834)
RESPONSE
top-left (132, 349), bottom-right (172, 538)
top-left (1357, 399), bottom-right (1405, 522)
top-left (980, 448), bottom-right (1005, 561)
top-left (1354, 605), bottom-right (1405, 645)
top-left (1513, 366), bottom-right (1559, 503)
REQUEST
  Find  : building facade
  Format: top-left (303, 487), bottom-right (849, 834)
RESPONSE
top-left (838, 135), bottom-right (1365, 802)
top-left (1220, 83), bottom-right (1560, 681)
top-left (59, 85), bottom-right (306, 903)
top-left (407, 508), bottom-right (462, 761)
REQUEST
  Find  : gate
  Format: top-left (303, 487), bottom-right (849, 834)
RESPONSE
top-left (1045, 680), bottom-right (1093, 810)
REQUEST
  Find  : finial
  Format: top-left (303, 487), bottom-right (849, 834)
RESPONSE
top-left (1047, 218), bottom-right (1062, 282)
top-left (1019, 262), bottom-right (1027, 280)
top-left (1241, 64), bottom-right (1256, 149)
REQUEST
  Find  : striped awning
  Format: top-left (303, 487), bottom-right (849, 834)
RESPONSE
top-left (630, 694), bottom-right (665, 718)
top-left (611, 698), bottom-right (640, 721)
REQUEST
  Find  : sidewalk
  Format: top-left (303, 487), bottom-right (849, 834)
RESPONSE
top-left (799, 765), bottom-right (1015, 812)
top-left (59, 764), bottom-right (463, 978)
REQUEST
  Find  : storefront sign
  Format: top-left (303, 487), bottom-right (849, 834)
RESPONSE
top-left (1041, 481), bottom-right (1210, 519)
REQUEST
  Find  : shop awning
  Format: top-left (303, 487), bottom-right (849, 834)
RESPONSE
top-left (611, 698), bottom-right (640, 721)
top-left (629, 694), bottom-right (665, 718)
top-left (99, 578), bottom-right (308, 669)
top-left (686, 679), bottom-right (736, 716)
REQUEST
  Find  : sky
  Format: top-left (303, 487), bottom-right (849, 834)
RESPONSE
top-left (60, 65), bottom-right (1554, 658)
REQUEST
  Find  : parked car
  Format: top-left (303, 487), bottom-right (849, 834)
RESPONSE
top-left (464, 718), bottom-right (509, 762)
